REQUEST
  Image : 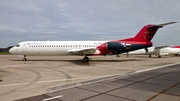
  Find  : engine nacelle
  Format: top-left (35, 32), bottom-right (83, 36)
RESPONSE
top-left (107, 42), bottom-right (125, 50)
top-left (97, 41), bottom-right (132, 55)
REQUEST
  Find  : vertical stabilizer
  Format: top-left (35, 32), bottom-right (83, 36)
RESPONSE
top-left (133, 24), bottom-right (159, 42)
top-left (120, 22), bottom-right (176, 42)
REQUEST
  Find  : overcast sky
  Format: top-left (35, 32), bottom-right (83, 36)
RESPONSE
top-left (0, 0), bottom-right (180, 47)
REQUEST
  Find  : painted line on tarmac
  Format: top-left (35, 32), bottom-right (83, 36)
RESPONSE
top-left (43, 95), bottom-right (64, 101)
top-left (134, 62), bottom-right (180, 74)
top-left (0, 74), bottom-right (123, 87)
top-left (46, 62), bottom-right (180, 92)
top-left (1, 62), bottom-right (180, 88)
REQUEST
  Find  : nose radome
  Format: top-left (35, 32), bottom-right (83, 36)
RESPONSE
top-left (9, 47), bottom-right (16, 54)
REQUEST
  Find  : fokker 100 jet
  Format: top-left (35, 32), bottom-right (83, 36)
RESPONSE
top-left (9, 22), bottom-right (176, 62)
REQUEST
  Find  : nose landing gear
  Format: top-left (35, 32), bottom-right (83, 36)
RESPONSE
top-left (23, 55), bottom-right (27, 61)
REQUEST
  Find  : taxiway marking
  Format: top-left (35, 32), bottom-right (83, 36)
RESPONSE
top-left (134, 62), bottom-right (180, 73)
top-left (1, 62), bottom-right (180, 87)
top-left (43, 95), bottom-right (64, 101)
top-left (0, 74), bottom-right (123, 87)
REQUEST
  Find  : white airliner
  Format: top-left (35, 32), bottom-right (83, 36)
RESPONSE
top-left (10, 41), bottom-right (106, 62)
top-left (9, 22), bottom-right (176, 62)
top-left (128, 46), bottom-right (180, 58)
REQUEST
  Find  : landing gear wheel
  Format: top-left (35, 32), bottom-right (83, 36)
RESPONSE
top-left (116, 54), bottom-right (120, 57)
top-left (149, 55), bottom-right (152, 57)
top-left (126, 52), bottom-right (129, 57)
top-left (158, 55), bottom-right (162, 58)
top-left (23, 58), bottom-right (27, 61)
top-left (83, 57), bottom-right (89, 62)
top-left (23, 55), bottom-right (27, 61)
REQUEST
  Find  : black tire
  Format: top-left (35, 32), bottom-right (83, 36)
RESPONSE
top-left (23, 58), bottom-right (27, 61)
top-left (83, 57), bottom-right (89, 62)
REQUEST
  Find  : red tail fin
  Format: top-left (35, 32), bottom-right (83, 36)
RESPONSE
top-left (133, 24), bottom-right (159, 42)
top-left (120, 22), bottom-right (176, 42)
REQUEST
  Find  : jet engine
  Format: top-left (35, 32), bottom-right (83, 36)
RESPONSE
top-left (97, 42), bottom-right (132, 55)
top-left (107, 42), bottom-right (125, 50)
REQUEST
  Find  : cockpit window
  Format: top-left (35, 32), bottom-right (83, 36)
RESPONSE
top-left (16, 45), bottom-right (20, 47)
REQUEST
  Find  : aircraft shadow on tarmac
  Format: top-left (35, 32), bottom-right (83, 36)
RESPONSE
top-left (64, 59), bottom-right (140, 65)
top-left (12, 59), bottom-right (141, 66)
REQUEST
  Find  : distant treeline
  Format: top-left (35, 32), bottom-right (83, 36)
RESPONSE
top-left (0, 48), bottom-right (9, 52)
top-left (0, 46), bottom-right (13, 52)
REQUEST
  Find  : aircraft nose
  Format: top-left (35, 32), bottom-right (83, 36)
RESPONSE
top-left (9, 47), bottom-right (16, 54)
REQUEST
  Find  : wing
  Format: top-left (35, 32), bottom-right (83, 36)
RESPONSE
top-left (68, 48), bottom-right (97, 55)
top-left (153, 45), bottom-right (169, 55)
top-left (154, 45), bottom-right (169, 49)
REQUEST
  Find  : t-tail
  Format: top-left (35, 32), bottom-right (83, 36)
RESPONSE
top-left (120, 22), bottom-right (177, 42)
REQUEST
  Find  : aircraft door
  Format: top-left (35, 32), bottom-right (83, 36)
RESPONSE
top-left (22, 43), bottom-right (27, 53)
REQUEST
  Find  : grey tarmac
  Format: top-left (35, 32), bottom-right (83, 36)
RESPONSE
top-left (0, 55), bottom-right (180, 101)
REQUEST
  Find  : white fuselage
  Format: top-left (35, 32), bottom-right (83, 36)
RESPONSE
top-left (128, 47), bottom-right (180, 55)
top-left (9, 41), bottom-right (106, 56)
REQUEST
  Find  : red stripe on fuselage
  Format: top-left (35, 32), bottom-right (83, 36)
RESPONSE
top-left (172, 46), bottom-right (180, 48)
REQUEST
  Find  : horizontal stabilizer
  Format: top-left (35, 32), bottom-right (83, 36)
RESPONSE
top-left (155, 22), bottom-right (177, 28)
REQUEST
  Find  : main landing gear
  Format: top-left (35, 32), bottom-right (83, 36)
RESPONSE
top-left (83, 56), bottom-right (89, 62)
top-left (158, 55), bottom-right (162, 58)
top-left (148, 55), bottom-right (162, 58)
top-left (23, 55), bottom-right (27, 61)
top-left (157, 52), bottom-right (162, 58)
top-left (175, 54), bottom-right (180, 56)
top-left (116, 54), bottom-right (120, 57)
top-left (126, 52), bottom-right (129, 57)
